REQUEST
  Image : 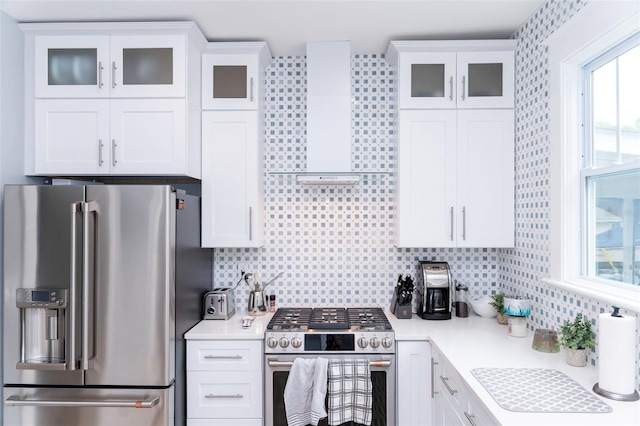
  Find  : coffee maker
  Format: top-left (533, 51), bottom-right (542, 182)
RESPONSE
top-left (417, 261), bottom-right (452, 320)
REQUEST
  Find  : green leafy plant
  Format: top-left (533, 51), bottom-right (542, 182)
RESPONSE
top-left (489, 292), bottom-right (505, 314)
top-left (559, 313), bottom-right (595, 350)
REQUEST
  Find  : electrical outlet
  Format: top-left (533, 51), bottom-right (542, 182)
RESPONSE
top-left (237, 263), bottom-right (249, 278)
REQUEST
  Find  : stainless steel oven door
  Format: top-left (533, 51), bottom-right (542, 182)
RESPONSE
top-left (265, 353), bottom-right (396, 426)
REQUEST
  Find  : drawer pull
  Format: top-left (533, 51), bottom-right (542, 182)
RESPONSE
top-left (204, 393), bottom-right (243, 399)
top-left (440, 375), bottom-right (457, 395)
top-left (204, 355), bottom-right (242, 360)
top-left (464, 411), bottom-right (477, 426)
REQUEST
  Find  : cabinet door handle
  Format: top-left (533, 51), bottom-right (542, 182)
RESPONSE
top-left (431, 358), bottom-right (439, 398)
top-left (464, 411), bottom-right (477, 426)
top-left (112, 62), bottom-right (117, 88)
top-left (98, 139), bottom-right (104, 166)
top-left (111, 140), bottom-right (117, 166)
top-left (440, 375), bottom-right (457, 395)
top-left (98, 61), bottom-right (104, 89)
top-left (249, 207), bottom-right (253, 241)
top-left (204, 394), bottom-right (243, 399)
top-left (462, 206), bottom-right (466, 241)
top-left (203, 355), bottom-right (242, 360)
top-left (449, 76), bottom-right (453, 101)
top-left (250, 77), bottom-right (254, 102)
top-left (450, 207), bottom-right (454, 241)
top-left (461, 75), bottom-right (466, 100)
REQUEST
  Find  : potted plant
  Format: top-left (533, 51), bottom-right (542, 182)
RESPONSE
top-left (490, 292), bottom-right (508, 325)
top-left (559, 313), bottom-right (595, 367)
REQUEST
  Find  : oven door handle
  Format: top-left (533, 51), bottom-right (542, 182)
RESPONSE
top-left (267, 359), bottom-right (392, 368)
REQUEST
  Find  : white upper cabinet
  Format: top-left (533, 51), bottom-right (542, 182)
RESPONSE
top-left (34, 32), bottom-right (187, 98)
top-left (387, 40), bottom-right (516, 109)
top-left (201, 42), bottom-right (272, 110)
top-left (109, 34), bottom-right (186, 98)
top-left (34, 35), bottom-right (110, 98)
top-left (22, 22), bottom-right (207, 178)
top-left (389, 40), bottom-right (516, 249)
top-left (200, 42), bottom-right (271, 248)
top-left (34, 98), bottom-right (188, 176)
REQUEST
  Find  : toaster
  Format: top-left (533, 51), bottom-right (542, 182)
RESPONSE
top-left (203, 288), bottom-right (236, 320)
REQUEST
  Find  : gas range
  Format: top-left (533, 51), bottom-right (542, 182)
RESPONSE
top-left (264, 307), bottom-right (395, 354)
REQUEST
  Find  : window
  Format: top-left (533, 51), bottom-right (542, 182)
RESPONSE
top-left (545, 2), bottom-right (640, 311)
top-left (582, 37), bottom-right (640, 286)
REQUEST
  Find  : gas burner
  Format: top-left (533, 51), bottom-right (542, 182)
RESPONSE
top-left (309, 308), bottom-right (349, 330)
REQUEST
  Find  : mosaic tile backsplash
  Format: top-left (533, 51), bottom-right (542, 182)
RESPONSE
top-left (214, 53), bottom-right (502, 306)
top-left (213, 0), bottom-right (638, 391)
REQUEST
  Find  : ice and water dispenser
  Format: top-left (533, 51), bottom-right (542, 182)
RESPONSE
top-left (16, 288), bottom-right (68, 369)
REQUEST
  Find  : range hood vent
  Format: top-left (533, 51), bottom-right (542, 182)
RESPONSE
top-left (299, 41), bottom-right (358, 185)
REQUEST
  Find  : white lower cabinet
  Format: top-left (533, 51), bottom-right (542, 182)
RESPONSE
top-left (432, 345), bottom-right (497, 426)
top-left (186, 340), bottom-right (263, 425)
top-left (397, 341), bottom-right (433, 425)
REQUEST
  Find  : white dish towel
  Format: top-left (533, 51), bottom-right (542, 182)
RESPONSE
top-left (327, 358), bottom-right (373, 426)
top-left (284, 357), bottom-right (328, 426)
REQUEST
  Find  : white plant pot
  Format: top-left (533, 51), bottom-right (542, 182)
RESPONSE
top-left (565, 348), bottom-right (588, 367)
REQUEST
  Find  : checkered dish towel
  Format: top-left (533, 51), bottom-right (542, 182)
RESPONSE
top-left (327, 358), bottom-right (373, 426)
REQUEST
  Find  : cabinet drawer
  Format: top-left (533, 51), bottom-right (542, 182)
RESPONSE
top-left (187, 340), bottom-right (262, 371)
top-left (464, 392), bottom-right (497, 426)
top-left (435, 353), bottom-right (466, 411)
top-left (187, 371), bottom-right (263, 419)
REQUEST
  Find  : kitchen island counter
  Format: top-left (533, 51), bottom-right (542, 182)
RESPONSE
top-left (389, 312), bottom-right (640, 426)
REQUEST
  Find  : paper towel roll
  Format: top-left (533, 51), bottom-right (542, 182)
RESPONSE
top-left (598, 311), bottom-right (636, 395)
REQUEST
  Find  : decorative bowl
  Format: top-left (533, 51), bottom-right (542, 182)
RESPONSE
top-left (470, 295), bottom-right (498, 318)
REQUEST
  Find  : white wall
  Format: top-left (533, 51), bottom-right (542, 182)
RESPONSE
top-left (0, 9), bottom-right (33, 417)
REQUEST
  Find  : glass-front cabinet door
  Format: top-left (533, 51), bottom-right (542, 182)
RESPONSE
top-left (35, 36), bottom-right (110, 98)
top-left (110, 35), bottom-right (186, 98)
top-left (456, 51), bottom-right (514, 109)
top-left (398, 50), bottom-right (514, 109)
top-left (398, 52), bottom-right (457, 109)
top-left (202, 54), bottom-right (258, 110)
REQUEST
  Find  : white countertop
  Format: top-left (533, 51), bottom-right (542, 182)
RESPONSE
top-left (185, 312), bottom-right (273, 340)
top-left (389, 313), bottom-right (640, 426)
top-left (184, 310), bottom-right (640, 425)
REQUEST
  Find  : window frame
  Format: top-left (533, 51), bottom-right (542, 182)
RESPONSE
top-left (543, 2), bottom-right (640, 312)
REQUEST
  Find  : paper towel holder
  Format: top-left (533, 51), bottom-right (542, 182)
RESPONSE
top-left (593, 383), bottom-right (639, 402)
top-left (592, 306), bottom-right (640, 402)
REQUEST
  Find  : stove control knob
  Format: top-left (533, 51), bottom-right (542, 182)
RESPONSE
top-left (291, 337), bottom-right (302, 348)
top-left (382, 337), bottom-right (393, 348)
top-left (266, 337), bottom-right (278, 348)
top-left (279, 337), bottom-right (290, 348)
top-left (369, 337), bottom-right (380, 348)
top-left (357, 337), bottom-right (369, 349)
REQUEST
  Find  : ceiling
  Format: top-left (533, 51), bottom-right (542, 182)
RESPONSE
top-left (0, 0), bottom-right (545, 56)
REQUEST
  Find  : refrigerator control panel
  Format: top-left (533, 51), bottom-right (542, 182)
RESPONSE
top-left (16, 288), bottom-right (67, 308)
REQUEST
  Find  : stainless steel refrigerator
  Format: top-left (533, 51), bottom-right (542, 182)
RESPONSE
top-left (3, 184), bottom-right (212, 426)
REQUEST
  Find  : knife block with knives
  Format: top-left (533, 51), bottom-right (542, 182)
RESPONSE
top-left (390, 274), bottom-right (414, 319)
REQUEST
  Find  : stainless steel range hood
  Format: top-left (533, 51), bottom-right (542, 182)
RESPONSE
top-left (297, 41), bottom-right (360, 185)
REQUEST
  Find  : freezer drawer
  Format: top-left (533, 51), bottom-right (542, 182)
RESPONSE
top-left (3, 386), bottom-right (173, 426)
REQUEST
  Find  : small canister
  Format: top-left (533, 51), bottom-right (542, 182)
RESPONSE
top-left (455, 283), bottom-right (469, 318)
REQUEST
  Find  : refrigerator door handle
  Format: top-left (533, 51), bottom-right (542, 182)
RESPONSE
top-left (68, 202), bottom-right (83, 370)
top-left (5, 394), bottom-right (159, 408)
top-left (81, 200), bottom-right (98, 370)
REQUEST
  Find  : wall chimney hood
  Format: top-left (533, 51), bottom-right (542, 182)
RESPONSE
top-left (297, 41), bottom-right (360, 185)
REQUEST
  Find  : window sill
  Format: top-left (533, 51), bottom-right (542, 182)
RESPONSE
top-left (542, 278), bottom-right (640, 313)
